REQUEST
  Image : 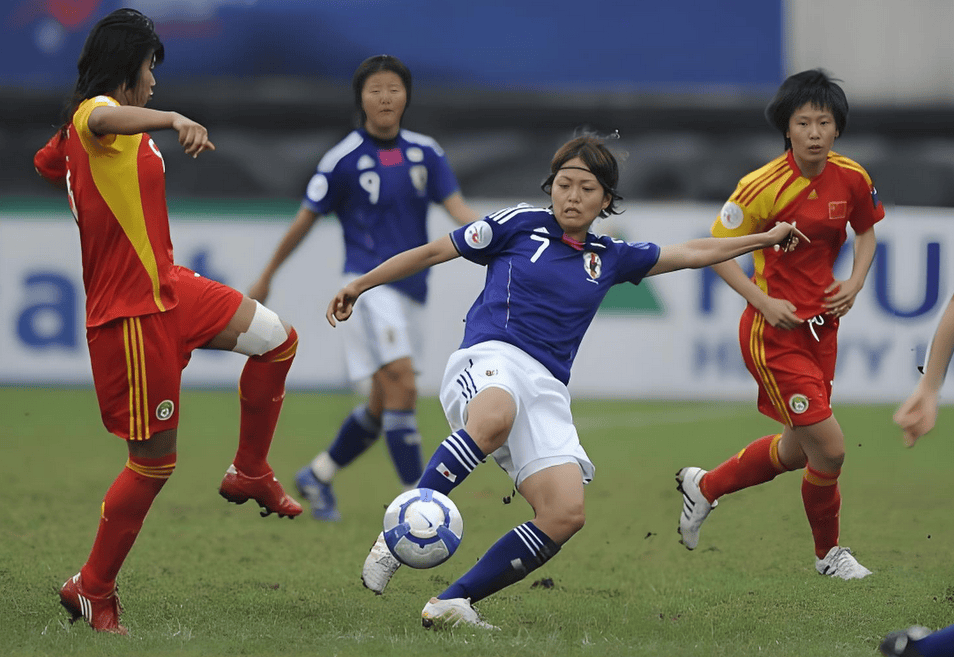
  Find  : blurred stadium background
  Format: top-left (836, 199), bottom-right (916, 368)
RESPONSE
top-left (2, 0), bottom-right (953, 401)
top-left (5, 0), bottom-right (954, 204)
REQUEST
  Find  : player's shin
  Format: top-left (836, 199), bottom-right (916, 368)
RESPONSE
top-left (700, 434), bottom-right (788, 502)
top-left (233, 327), bottom-right (298, 476)
top-left (324, 405), bottom-right (381, 474)
top-left (81, 453), bottom-right (176, 595)
top-left (383, 409), bottom-right (423, 486)
top-left (439, 522), bottom-right (560, 603)
top-left (802, 465), bottom-right (841, 559)
top-left (416, 429), bottom-right (485, 496)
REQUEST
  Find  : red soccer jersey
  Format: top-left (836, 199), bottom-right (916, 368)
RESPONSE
top-left (37, 96), bottom-right (179, 327)
top-left (711, 150), bottom-right (884, 319)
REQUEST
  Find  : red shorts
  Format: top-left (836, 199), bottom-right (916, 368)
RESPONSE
top-left (86, 266), bottom-right (244, 440)
top-left (739, 304), bottom-right (839, 427)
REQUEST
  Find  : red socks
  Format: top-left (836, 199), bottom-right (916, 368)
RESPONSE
top-left (233, 328), bottom-right (298, 477)
top-left (802, 466), bottom-right (841, 559)
top-left (699, 433), bottom-right (843, 559)
top-left (80, 453), bottom-right (176, 596)
top-left (699, 434), bottom-right (787, 503)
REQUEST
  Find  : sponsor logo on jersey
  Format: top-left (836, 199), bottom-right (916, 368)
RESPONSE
top-left (464, 221), bottom-right (493, 249)
top-left (719, 201), bottom-right (744, 229)
top-left (156, 399), bottom-right (175, 421)
top-left (808, 190), bottom-right (818, 200)
top-left (788, 394), bottom-right (809, 414)
top-left (871, 186), bottom-right (880, 208)
top-left (406, 147), bottom-right (424, 162)
top-left (584, 251), bottom-right (602, 280)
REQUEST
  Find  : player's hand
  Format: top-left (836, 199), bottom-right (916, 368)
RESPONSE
top-left (769, 221), bottom-right (810, 253)
top-left (171, 113), bottom-right (215, 158)
top-left (248, 278), bottom-right (270, 304)
top-left (758, 296), bottom-right (803, 329)
top-left (326, 284), bottom-right (361, 327)
top-left (893, 386), bottom-right (939, 447)
top-left (823, 278), bottom-right (862, 318)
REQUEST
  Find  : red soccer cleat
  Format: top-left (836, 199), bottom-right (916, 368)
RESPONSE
top-left (59, 573), bottom-right (128, 635)
top-left (218, 464), bottom-right (303, 518)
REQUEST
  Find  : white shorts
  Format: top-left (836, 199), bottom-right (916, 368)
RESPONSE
top-left (439, 340), bottom-right (594, 488)
top-left (342, 276), bottom-right (425, 382)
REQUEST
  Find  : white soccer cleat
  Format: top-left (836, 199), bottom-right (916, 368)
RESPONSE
top-left (815, 546), bottom-right (873, 580)
top-left (676, 466), bottom-right (717, 550)
top-left (421, 597), bottom-right (498, 630)
top-left (361, 532), bottom-right (402, 594)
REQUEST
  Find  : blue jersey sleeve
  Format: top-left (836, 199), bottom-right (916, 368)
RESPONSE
top-left (449, 204), bottom-right (538, 266)
top-left (301, 131), bottom-right (363, 215)
top-left (302, 168), bottom-right (337, 215)
top-left (613, 240), bottom-right (661, 285)
top-left (449, 219), bottom-right (501, 266)
top-left (425, 144), bottom-right (460, 204)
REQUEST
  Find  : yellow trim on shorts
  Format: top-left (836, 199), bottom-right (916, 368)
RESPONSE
top-left (123, 317), bottom-right (150, 441)
top-left (748, 313), bottom-right (793, 426)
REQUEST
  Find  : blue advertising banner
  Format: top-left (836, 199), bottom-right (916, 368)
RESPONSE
top-left (3, 0), bottom-right (783, 91)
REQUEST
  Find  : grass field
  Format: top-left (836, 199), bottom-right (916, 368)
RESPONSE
top-left (3, 386), bottom-right (953, 657)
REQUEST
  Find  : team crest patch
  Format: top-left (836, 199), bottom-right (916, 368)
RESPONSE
top-left (788, 394), bottom-right (809, 415)
top-left (583, 252), bottom-right (602, 279)
top-left (464, 221), bottom-right (493, 249)
top-left (156, 400), bottom-right (175, 421)
top-left (719, 202), bottom-right (744, 229)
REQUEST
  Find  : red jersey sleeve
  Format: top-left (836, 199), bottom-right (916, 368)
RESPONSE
top-left (34, 130), bottom-right (68, 186)
top-left (848, 172), bottom-right (884, 235)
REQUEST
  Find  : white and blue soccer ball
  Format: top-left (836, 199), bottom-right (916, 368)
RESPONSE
top-left (383, 488), bottom-right (463, 569)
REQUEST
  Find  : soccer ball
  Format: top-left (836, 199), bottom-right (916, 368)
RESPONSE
top-left (383, 488), bottom-right (463, 569)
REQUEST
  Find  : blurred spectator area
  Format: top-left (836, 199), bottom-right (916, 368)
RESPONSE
top-left (7, 80), bottom-right (954, 208)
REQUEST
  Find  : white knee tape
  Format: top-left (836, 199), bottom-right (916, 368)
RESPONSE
top-left (234, 301), bottom-right (288, 356)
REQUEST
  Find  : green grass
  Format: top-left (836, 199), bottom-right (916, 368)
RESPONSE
top-left (3, 387), bottom-right (953, 656)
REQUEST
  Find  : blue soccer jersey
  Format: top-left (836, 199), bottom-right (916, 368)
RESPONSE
top-left (303, 128), bottom-right (461, 303)
top-left (450, 204), bottom-right (661, 384)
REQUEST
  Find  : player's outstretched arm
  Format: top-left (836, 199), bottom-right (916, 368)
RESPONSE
top-left (248, 206), bottom-right (321, 303)
top-left (327, 235), bottom-right (460, 326)
top-left (88, 105), bottom-right (215, 157)
top-left (647, 221), bottom-right (807, 276)
top-left (442, 192), bottom-right (481, 226)
top-left (894, 291), bottom-right (954, 446)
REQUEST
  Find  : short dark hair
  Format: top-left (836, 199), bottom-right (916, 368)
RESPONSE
top-left (765, 68), bottom-right (848, 150)
top-left (541, 135), bottom-right (623, 217)
top-left (63, 8), bottom-right (164, 124)
top-left (351, 55), bottom-right (412, 128)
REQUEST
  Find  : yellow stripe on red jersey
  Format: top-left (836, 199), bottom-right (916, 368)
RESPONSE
top-left (711, 150), bottom-right (884, 319)
top-left (67, 96), bottom-right (178, 327)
